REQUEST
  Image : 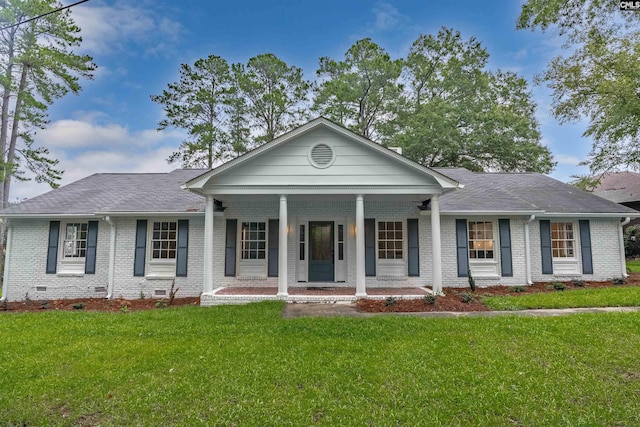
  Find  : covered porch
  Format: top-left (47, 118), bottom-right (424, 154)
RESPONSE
top-left (201, 284), bottom-right (432, 306)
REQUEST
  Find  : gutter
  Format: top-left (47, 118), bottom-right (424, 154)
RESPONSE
top-left (0, 221), bottom-right (11, 302)
top-left (104, 216), bottom-right (116, 299)
top-left (524, 215), bottom-right (536, 285)
top-left (620, 217), bottom-right (631, 278)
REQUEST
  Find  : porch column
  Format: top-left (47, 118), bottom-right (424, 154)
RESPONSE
top-left (431, 194), bottom-right (443, 295)
top-left (355, 194), bottom-right (367, 296)
top-left (203, 195), bottom-right (214, 294)
top-left (278, 194), bottom-right (288, 296)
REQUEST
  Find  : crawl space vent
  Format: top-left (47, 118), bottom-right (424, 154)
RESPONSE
top-left (309, 143), bottom-right (334, 168)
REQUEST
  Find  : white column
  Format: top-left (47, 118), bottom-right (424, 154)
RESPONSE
top-left (431, 195), bottom-right (443, 295)
top-left (355, 194), bottom-right (367, 296)
top-left (203, 195), bottom-right (215, 294)
top-left (278, 194), bottom-right (288, 296)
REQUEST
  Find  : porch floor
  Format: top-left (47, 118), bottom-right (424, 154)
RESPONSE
top-left (201, 286), bottom-right (432, 306)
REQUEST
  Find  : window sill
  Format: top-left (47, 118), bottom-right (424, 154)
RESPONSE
top-left (56, 272), bottom-right (84, 277)
top-left (145, 274), bottom-right (176, 280)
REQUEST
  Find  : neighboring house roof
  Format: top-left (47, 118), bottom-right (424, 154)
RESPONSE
top-left (593, 171), bottom-right (640, 204)
top-left (435, 168), bottom-right (637, 216)
top-left (1, 169), bottom-right (206, 217)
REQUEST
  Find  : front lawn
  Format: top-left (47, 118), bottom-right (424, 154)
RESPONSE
top-left (1, 302), bottom-right (640, 425)
top-left (627, 259), bottom-right (640, 273)
top-left (484, 285), bottom-right (640, 311)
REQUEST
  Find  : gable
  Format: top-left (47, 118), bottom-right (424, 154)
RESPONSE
top-left (186, 118), bottom-right (458, 194)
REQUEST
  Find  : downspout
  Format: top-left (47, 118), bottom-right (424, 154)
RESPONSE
top-left (524, 215), bottom-right (535, 285)
top-left (104, 216), bottom-right (116, 299)
top-left (0, 220), bottom-right (11, 302)
top-left (620, 217), bottom-right (631, 278)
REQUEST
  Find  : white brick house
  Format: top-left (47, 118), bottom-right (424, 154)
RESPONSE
top-left (0, 118), bottom-right (636, 303)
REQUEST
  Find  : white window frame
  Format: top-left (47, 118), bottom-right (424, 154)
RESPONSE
top-left (237, 220), bottom-right (268, 279)
top-left (467, 220), bottom-right (499, 277)
top-left (240, 221), bottom-right (266, 260)
top-left (551, 222), bottom-right (576, 259)
top-left (146, 220), bottom-right (178, 279)
top-left (376, 220), bottom-right (406, 279)
top-left (550, 221), bottom-right (580, 275)
top-left (58, 222), bottom-right (88, 275)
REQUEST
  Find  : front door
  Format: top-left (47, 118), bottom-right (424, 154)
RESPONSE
top-left (308, 221), bottom-right (334, 282)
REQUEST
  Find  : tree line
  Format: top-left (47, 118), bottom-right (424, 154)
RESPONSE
top-left (151, 28), bottom-right (556, 174)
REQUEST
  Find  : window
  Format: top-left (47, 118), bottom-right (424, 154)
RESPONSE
top-left (378, 221), bottom-right (403, 259)
top-left (151, 221), bottom-right (177, 259)
top-left (468, 221), bottom-right (494, 259)
top-left (338, 224), bottom-right (344, 261)
top-left (241, 222), bottom-right (266, 260)
top-left (551, 222), bottom-right (575, 258)
top-left (63, 223), bottom-right (88, 258)
top-left (299, 224), bottom-right (305, 261)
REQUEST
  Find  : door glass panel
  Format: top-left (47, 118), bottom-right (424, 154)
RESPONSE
top-left (311, 223), bottom-right (332, 261)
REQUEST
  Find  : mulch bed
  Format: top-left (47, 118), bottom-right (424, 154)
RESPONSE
top-left (0, 297), bottom-right (200, 313)
top-left (356, 275), bottom-right (640, 313)
top-left (2, 275), bottom-right (639, 314)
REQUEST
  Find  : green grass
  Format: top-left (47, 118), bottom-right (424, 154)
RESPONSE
top-left (627, 259), bottom-right (640, 273)
top-left (484, 285), bottom-right (640, 311)
top-left (1, 303), bottom-right (640, 425)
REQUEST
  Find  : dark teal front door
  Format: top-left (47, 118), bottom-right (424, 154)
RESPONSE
top-left (308, 221), bottom-right (334, 282)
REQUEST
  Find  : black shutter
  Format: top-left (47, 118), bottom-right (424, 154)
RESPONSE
top-left (540, 220), bottom-right (553, 274)
top-left (268, 219), bottom-right (279, 277)
top-left (225, 219), bottom-right (237, 277)
top-left (579, 220), bottom-right (593, 274)
top-left (407, 219), bottom-right (420, 277)
top-left (498, 219), bottom-right (513, 277)
top-left (456, 219), bottom-right (469, 277)
top-left (46, 221), bottom-right (60, 274)
top-left (134, 220), bottom-right (147, 277)
top-left (84, 221), bottom-right (98, 274)
top-left (365, 218), bottom-right (376, 276)
top-left (176, 220), bottom-right (189, 277)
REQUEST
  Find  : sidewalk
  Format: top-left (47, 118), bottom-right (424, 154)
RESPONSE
top-left (281, 303), bottom-right (640, 319)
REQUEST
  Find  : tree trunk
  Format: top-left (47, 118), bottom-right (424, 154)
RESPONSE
top-left (3, 64), bottom-right (29, 207)
top-left (0, 29), bottom-right (17, 209)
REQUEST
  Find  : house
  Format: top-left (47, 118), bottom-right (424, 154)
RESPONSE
top-left (0, 118), bottom-right (636, 304)
top-left (593, 171), bottom-right (640, 213)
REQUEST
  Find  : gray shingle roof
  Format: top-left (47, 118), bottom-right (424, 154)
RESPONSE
top-left (435, 168), bottom-right (637, 214)
top-left (1, 169), bottom-right (206, 216)
top-left (2, 167), bottom-right (635, 217)
top-left (593, 171), bottom-right (640, 203)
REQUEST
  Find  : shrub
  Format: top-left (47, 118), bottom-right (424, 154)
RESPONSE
top-left (553, 282), bottom-right (566, 291)
top-left (613, 277), bottom-right (627, 286)
top-left (512, 286), bottom-right (525, 293)
top-left (120, 305), bottom-right (129, 313)
top-left (460, 292), bottom-right (475, 303)
top-left (72, 302), bottom-right (85, 310)
top-left (572, 279), bottom-right (586, 287)
top-left (424, 295), bottom-right (436, 305)
top-left (155, 299), bottom-right (167, 309)
top-left (384, 296), bottom-right (397, 307)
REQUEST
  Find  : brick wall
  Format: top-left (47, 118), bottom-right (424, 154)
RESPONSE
top-left (4, 212), bottom-right (625, 301)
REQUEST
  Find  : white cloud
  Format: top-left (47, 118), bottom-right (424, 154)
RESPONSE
top-left (555, 154), bottom-right (582, 166)
top-left (10, 114), bottom-right (185, 201)
top-left (372, 3), bottom-right (404, 31)
top-left (69, 1), bottom-right (183, 57)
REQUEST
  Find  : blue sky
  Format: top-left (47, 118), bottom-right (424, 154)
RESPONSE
top-left (15, 0), bottom-right (588, 200)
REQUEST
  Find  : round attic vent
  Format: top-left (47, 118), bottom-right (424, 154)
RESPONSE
top-left (309, 143), bottom-right (335, 168)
